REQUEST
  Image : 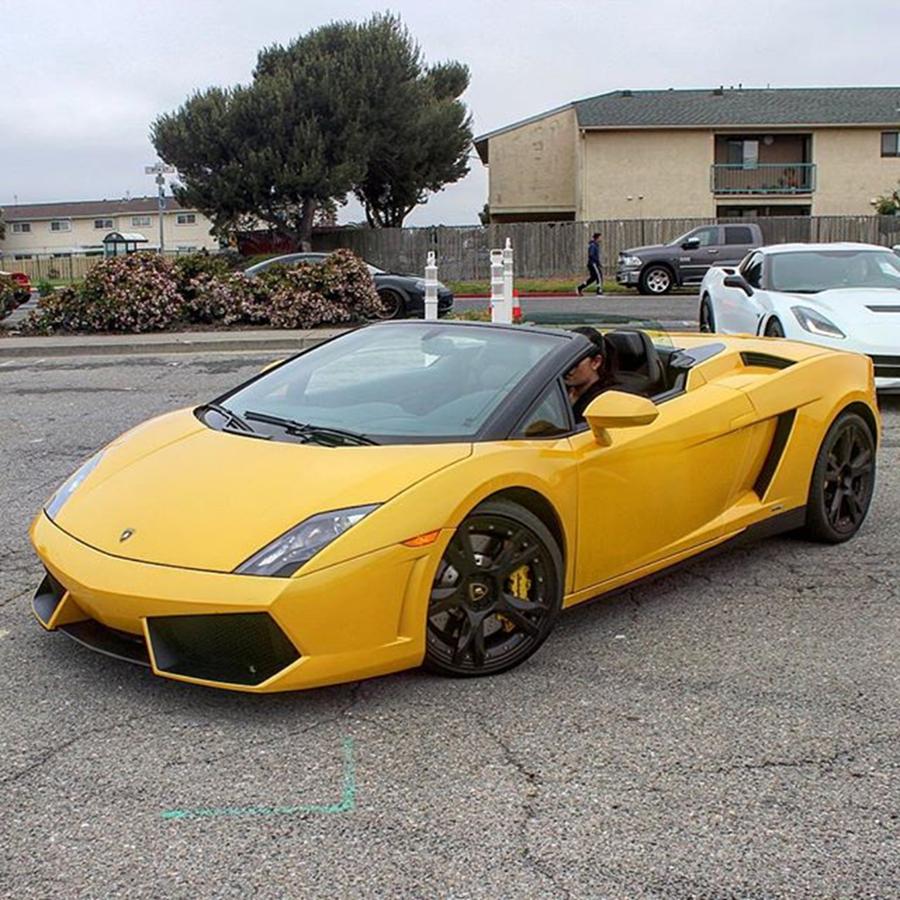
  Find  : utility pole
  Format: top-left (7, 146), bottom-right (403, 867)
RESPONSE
top-left (144, 163), bottom-right (175, 253)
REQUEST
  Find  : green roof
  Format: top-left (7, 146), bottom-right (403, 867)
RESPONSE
top-left (573, 87), bottom-right (900, 128)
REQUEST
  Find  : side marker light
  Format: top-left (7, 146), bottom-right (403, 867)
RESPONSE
top-left (402, 530), bottom-right (441, 548)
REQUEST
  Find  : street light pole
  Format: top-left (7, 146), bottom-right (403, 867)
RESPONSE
top-left (145, 163), bottom-right (175, 253)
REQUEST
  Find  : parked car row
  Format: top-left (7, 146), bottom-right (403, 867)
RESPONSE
top-left (244, 252), bottom-right (454, 319)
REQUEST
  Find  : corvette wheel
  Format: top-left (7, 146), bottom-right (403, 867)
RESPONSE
top-left (764, 317), bottom-right (785, 337)
top-left (803, 412), bottom-right (876, 543)
top-left (639, 266), bottom-right (673, 295)
top-left (375, 289), bottom-right (404, 319)
top-left (424, 499), bottom-right (562, 677)
top-left (699, 295), bottom-right (715, 333)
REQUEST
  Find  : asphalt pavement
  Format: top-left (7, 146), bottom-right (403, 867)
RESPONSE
top-left (0, 350), bottom-right (897, 898)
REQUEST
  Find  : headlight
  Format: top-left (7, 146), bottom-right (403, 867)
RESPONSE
top-left (45, 452), bottom-right (105, 520)
top-left (235, 505), bottom-right (379, 577)
top-left (791, 306), bottom-right (845, 339)
top-left (620, 255), bottom-right (643, 267)
top-left (414, 279), bottom-right (426, 291)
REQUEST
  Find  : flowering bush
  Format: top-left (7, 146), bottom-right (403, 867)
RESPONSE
top-left (23, 253), bottom-right (183, 334)
top-left (20, 248), bottom-right (383, 334)
top-left (0, 275), bottom-right (18, 320)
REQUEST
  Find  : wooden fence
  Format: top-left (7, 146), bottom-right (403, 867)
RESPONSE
top-left (6, 216), bottom-right (900, 283)
top-left (313, 216), bottom-right (900, 280)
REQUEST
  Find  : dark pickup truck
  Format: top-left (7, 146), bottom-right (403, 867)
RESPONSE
top-left (616, 223), bottom-right (763, 295)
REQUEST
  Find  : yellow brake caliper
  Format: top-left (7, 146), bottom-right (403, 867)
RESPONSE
top-left (500, 565), bottom-right (532, 632)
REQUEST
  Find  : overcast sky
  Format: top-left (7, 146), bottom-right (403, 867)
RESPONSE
top-left (2, 0), bottom-right (898, 226)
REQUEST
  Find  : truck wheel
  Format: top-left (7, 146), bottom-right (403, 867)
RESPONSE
top-left (640, 266), bottom-right (673, 295)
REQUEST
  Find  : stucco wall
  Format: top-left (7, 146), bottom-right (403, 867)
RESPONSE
top-left (488, 107), bottom-right (577, 215)
top-left (812, 128), bottom-right (900, 215)
top-left (580, 129), bottom-right (715, 219)
top-left (0, 211), bottom-right (217, 258)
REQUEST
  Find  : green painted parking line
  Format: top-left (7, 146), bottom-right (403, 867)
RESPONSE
top-left (161, 737), bottom-right (356, 821)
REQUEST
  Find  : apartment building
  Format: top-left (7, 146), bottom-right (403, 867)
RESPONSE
top-left (474, 87), bottom-right (900, 221)
top-left (0, 197), bottom-right (218, 260)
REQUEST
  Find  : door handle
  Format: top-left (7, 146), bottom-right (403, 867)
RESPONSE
top-left (708, 249), bottom-right (719, 255)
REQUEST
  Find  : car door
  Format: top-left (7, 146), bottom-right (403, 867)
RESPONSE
top-left (680, 226), bottom-right (723, 283)
top-left (717, 252), bottom-right (766, 334)
top-left (569, 382), bottom-right (758, 594)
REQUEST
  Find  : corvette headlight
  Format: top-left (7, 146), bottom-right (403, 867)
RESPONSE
top-left (791, 306), bottom-right (845, 339)
top-left (45, 451), bottom-right (105, 520)
top-left (620, 256), bottom-right (643, 267)
top-left (414, 279), bottom-right (426, 291)
top-left (235, 505), bottom-right (379, 577)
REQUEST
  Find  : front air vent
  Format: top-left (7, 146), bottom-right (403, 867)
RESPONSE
top-left (869, 355), bottom-right (900, 378)
top-left (146, 612), bottom-right (300, 686)
top-left (866, 306), bottom-right (900, 313)
top-left (741, 352), bottom-right (794, 370)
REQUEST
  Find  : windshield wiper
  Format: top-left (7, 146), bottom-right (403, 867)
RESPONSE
top-left (243, 410), bottom-right (379, 446)
top-left (203, 403), bottom-right (270, 439)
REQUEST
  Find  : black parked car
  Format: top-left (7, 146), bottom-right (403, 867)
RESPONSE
top-left (243, 252), bottom-right (454, 319)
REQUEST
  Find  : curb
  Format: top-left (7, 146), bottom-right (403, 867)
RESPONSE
top-left (0, 329), bottom-right (346, 359)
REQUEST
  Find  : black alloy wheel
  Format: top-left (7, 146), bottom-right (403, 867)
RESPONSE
top-left (424, 499), bottom-right (563, 677)
top-left (699, 296), bottom-right (715, 333)
top-left (639, 265), bottom-right (673, 295)
top-left (803, 412), bottom-right (876, 543)
top-left (375, 289), bottom-right (405, 319)
top-left (764, 317), bottom-right (785, 337)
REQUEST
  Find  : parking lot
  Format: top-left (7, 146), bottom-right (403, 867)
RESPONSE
top-left (1, 349), bottom-right (898, 898)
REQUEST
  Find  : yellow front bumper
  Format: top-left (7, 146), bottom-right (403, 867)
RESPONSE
top-left (30, 513), bottom-right (440, 692)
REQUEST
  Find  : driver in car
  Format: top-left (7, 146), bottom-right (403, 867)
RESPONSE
top-left (565, 326), bottom-right (615, 421)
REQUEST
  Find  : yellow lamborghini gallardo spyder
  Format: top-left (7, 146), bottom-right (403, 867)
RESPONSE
top-left (30, 320), bottom-right (879, 692)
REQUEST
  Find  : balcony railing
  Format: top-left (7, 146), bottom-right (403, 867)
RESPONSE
top-left (711, 163), bottom-right (816, 194)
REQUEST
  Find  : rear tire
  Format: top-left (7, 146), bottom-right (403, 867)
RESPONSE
top-left (699, 295), bottom-right (715, 333)
top-left (764, 317), bottom-right (785, 337)
top-left (639, 265), bottom-right (673, 295)
top-left (802, 412), bottom-right (876, 543)
top-left (423, 499), bottom-right (563, 677)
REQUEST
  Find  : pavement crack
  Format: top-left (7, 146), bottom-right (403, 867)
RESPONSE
top-left (0, 712), bottom-right (160, 787)
top-left (477, 722), bottom-right (573, 898)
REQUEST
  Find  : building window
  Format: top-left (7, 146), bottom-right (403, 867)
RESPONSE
top-left (175, 213), bottom-right (196, 225)
top-left (94, 218), bottom-right (114, 229)
top-left (49, 220), bottom-right (71, 232)
top-left (727, 139), bottom-right (760, 169)
top-left (176, 245), bottom-right (198, 254)
top-left (882, 132), bottom-right (899, 157)
top-left (11, 222), bottom-right (31, 233)
top-left (14, 254), bottom-right (33, 260)
top-left (132, 215), bottom-right (151, 227)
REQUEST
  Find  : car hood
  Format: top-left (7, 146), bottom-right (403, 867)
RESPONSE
top-left (51, 409), bottom-right (471, 572)
top-left (621, 243), bottom-right (669, 257)
top-left (782, 288), bottom-right (900, 346)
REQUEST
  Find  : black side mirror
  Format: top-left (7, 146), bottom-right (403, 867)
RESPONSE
top-left (723, 273), bottom-right (755, 297)
top-left (681, 238), bottom-right (701, 250)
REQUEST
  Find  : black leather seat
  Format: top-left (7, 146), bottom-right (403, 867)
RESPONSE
top-left (604, 330), bottom-right (667, 397)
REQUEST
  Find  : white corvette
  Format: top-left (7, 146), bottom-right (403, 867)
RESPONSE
top-left (699, 242), bottom-right (900, 392)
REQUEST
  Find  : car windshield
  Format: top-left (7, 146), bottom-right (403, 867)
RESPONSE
top-left (217, 323), bottom-right (566, 441)
top-left (769, 250), bottom-right (900, 293)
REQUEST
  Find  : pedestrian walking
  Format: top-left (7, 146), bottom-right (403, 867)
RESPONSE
top-left (576, 232), bottom-right (604, 296)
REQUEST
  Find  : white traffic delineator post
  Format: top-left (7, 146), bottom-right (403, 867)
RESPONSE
top-left (490, 249), bottom-right (509, 323)
top-left (424, 251), bottom-right (439, 320)
top-left (502, 238), bottom-right (514, 318)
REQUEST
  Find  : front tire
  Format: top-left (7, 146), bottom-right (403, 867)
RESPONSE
top-left (802, 412), bottom-right (876, 543)
top-left (764, 317), bottom-right (785, 337)
top-left (424, 499), bottom-right (563, 677)
top-left (639, 265), bottom-right (674, 295)
top-left (699, 295), bottom-right (716, 333)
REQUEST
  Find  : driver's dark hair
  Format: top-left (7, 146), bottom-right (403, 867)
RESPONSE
top-left (571, 325), bottom-right (606, 358)
top-left (570, 326), bottom-right (615, 384)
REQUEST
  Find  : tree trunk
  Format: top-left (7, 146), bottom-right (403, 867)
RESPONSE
top-left (298, 198), bottom-right (317, 251)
